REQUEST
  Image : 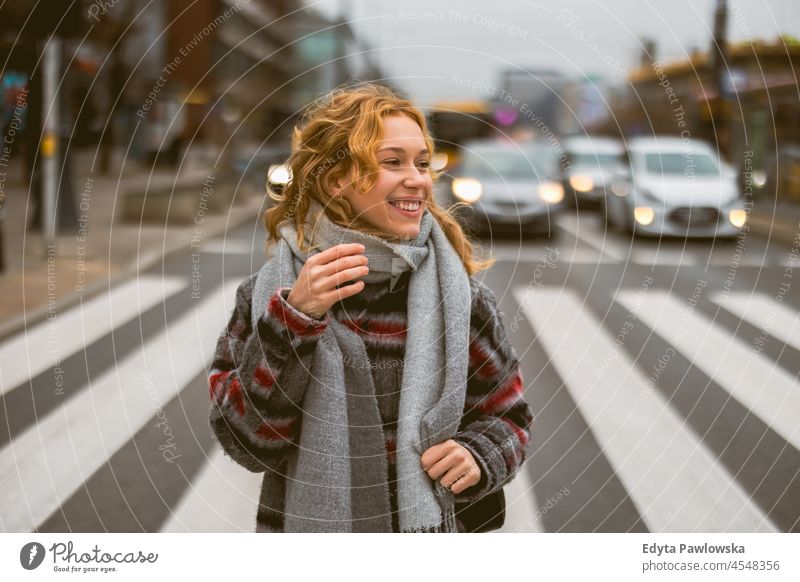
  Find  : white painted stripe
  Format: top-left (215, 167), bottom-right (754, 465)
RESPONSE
top-left (201, 240), bottom-right (255, 255)
top-left (0, 276), bottom-right (186, 396)
top-left (557, 214), bottom-right (630, 262)
top-left (701, 254), bottom-right (771, 268)
top-left (631, 248), bottom-right (696, 267)
top-left (617, 290), bottom-right (800, 455)
top-left (711, 292), bottom-right (800, 353)
top-left (517, 287), bottom-right (777, 532)
top-left (496, 470), bottom-right (545, 533)
top-left (160, 446), bottom-right (263, 532)
top-left (0, 281), bottom-right (241, 532)
top-left (489, 245), bottom-right (613, 265)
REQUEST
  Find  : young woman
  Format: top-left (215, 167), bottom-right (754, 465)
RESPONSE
top-left (208, 83), bottom-right (533, 533)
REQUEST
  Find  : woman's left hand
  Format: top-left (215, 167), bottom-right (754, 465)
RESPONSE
top-left (420, 439), bottom-right (481, 495)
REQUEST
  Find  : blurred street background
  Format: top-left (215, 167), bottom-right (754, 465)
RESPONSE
top-left (0, 0), bottom-right (798, 533)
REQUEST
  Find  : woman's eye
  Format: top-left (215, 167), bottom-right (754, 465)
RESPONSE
top-left (381, 159), bottom-right (429, 169)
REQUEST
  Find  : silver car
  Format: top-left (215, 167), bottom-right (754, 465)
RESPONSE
top-left (438, 140), bottom-right (565, 238)
top-left (562, 135), bottom-right (625, 208)
top-left (604, 137), bottom-right (747, 238)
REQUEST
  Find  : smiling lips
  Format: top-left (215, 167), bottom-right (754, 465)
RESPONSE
top-left (387, 199), bottom-right (423, 217)
top-left (388, 199), bottom-right (422, 211)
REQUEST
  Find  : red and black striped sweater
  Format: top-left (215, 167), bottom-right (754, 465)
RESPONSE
top-left (208, 268), bottom-right (533, 532)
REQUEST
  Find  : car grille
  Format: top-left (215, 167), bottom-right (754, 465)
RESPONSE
top-left (494, 201), bottom-right (525, 213)
top-left (667, 207), bottom-right (720, 227)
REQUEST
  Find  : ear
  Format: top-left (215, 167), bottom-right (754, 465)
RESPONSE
top-left (328, 176), bottom-right (346, 198)
top-left (328, 167), bottom-right (354, 198)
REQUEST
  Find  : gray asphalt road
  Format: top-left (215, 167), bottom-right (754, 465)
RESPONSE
top-left (1, 209), bottom-right (797, 533)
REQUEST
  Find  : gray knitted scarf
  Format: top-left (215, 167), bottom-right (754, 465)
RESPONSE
top-left (251, 198), bottom-right (471, 532)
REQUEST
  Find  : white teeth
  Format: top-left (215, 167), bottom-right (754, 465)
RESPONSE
top-left (390, 200), bottom-right (421, 212)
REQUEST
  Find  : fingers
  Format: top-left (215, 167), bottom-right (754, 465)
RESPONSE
top-left (320, 279), bottom-right (365, 303)
top-left (315, 264), bottom-right (368, 301)
top-left (447, 465), bottom-right (480, 494)
top-left (316, 252), bottom-right (368, 278)
top-left (310, 243), bottom-right (365, 266)
top-left (313, 244), bottom-right (369, 291)
top-left (421, 440), bottom-right (481, 493)
top-left (420, 441), bottom-right (450, 472)
top-left (296, 243), bottom-right (367, 312)
top-left (331, 264), bottom-right (369, 287)
top-left (422, 440), bottom-right (464, 480)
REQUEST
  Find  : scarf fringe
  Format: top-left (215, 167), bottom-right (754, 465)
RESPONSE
top-left (400, 493), bottom-right (458, 533)
top-left (401, 524), bottom-right (449, 533)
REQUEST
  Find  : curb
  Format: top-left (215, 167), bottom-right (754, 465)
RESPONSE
top-left (0, 193), bottom-right (265, 344)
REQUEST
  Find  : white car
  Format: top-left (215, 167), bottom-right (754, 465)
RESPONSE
top-left (439, 140), bottom-right (565, 238)
top-left (562, 136), bottom-right (625, 207)
top-left (604, 137), bottom-right (747, 238)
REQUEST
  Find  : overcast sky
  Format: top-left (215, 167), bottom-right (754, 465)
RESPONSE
top-left (302, 0), bottom-right (800, 106)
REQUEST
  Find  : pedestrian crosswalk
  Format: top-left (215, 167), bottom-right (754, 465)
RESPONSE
top-left (616, 290), bottom-right (800, 454)
top-left (516, 288), bottom-right (778, 532)
top-left (161, 447), bottom-right (263, 533)
top-left (711, 291), bottom-right (800, 353)
top-left (0, 276), bottom-right (186, 396)
top-left (0, 266), bottom-right (797, 533)
top-left (0, 278), bottom-right (240, 532)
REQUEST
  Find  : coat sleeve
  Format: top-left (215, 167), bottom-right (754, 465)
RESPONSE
top-left (208, 275), bottom-right (330, 473)
top-left (451, 278), bottom-right (533, 503)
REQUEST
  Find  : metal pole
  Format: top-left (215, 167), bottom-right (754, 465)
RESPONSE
top-left (41, 36), bottom-right (60, 246)
top-left (712, 0), bottom-right (729, 158)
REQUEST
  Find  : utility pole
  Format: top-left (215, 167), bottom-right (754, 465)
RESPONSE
top-left (23, 2), bottom-right (86, 242)
top-left (41, 37), bottom-right (60, 247)
top-left (711, 0), bottom-right (729, 158)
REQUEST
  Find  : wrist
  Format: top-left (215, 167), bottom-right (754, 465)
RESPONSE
top-left (286, 291), bottom-right (316, 318)
top-left (276, 289), bottom-right (328, 331)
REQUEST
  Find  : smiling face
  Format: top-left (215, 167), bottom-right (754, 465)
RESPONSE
top-left (332, 113), bottom-right (433, 240)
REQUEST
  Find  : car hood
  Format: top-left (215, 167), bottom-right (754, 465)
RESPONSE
top-left (567, 167), bottom-right (615, 185)
top-left (474, 178), bottom-right (544, 204)
top-left (637, 174), bottom-right (739, 206)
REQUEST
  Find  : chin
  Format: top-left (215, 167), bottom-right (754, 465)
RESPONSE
top-left (393, 225), bottom-right (420, 240)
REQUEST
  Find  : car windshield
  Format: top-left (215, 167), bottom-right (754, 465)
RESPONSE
top-left (570, 153), bottom-right (621, 168)
top-left (461, 147), bottom-right (558, 180)
top-left (645, 152), bottom-right (719, 176)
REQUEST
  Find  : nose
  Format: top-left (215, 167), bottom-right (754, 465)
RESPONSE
top-left (403, 164), bottom-right (427, 189)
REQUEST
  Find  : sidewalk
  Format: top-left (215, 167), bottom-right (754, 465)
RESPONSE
top-left (0, 146), bottom-right (266, 341)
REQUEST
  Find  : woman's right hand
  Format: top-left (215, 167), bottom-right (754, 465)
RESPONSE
top-left (285, 243), bottom-right (369, 319)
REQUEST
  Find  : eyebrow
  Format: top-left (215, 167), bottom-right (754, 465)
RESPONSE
top-left (378, 147), bottom-right (429, 155)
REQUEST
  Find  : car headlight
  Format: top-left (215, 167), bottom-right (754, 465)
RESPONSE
top-left (729, 208), bottom-right (747, 227)
top-left (569, 174), bottom-right (594, 192)
top-left (634, 206), bottom-right (655, 225)
top-left (452, 178), bottom-right (482, 203)
top-left (611, 179), bottom-right (629, 197)
top-left (431, 152), bottom-right (449, 172)
top-left (538, 181), bottom-right (564, 204)
top-left (268, 164), bottom-right (291, 186)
